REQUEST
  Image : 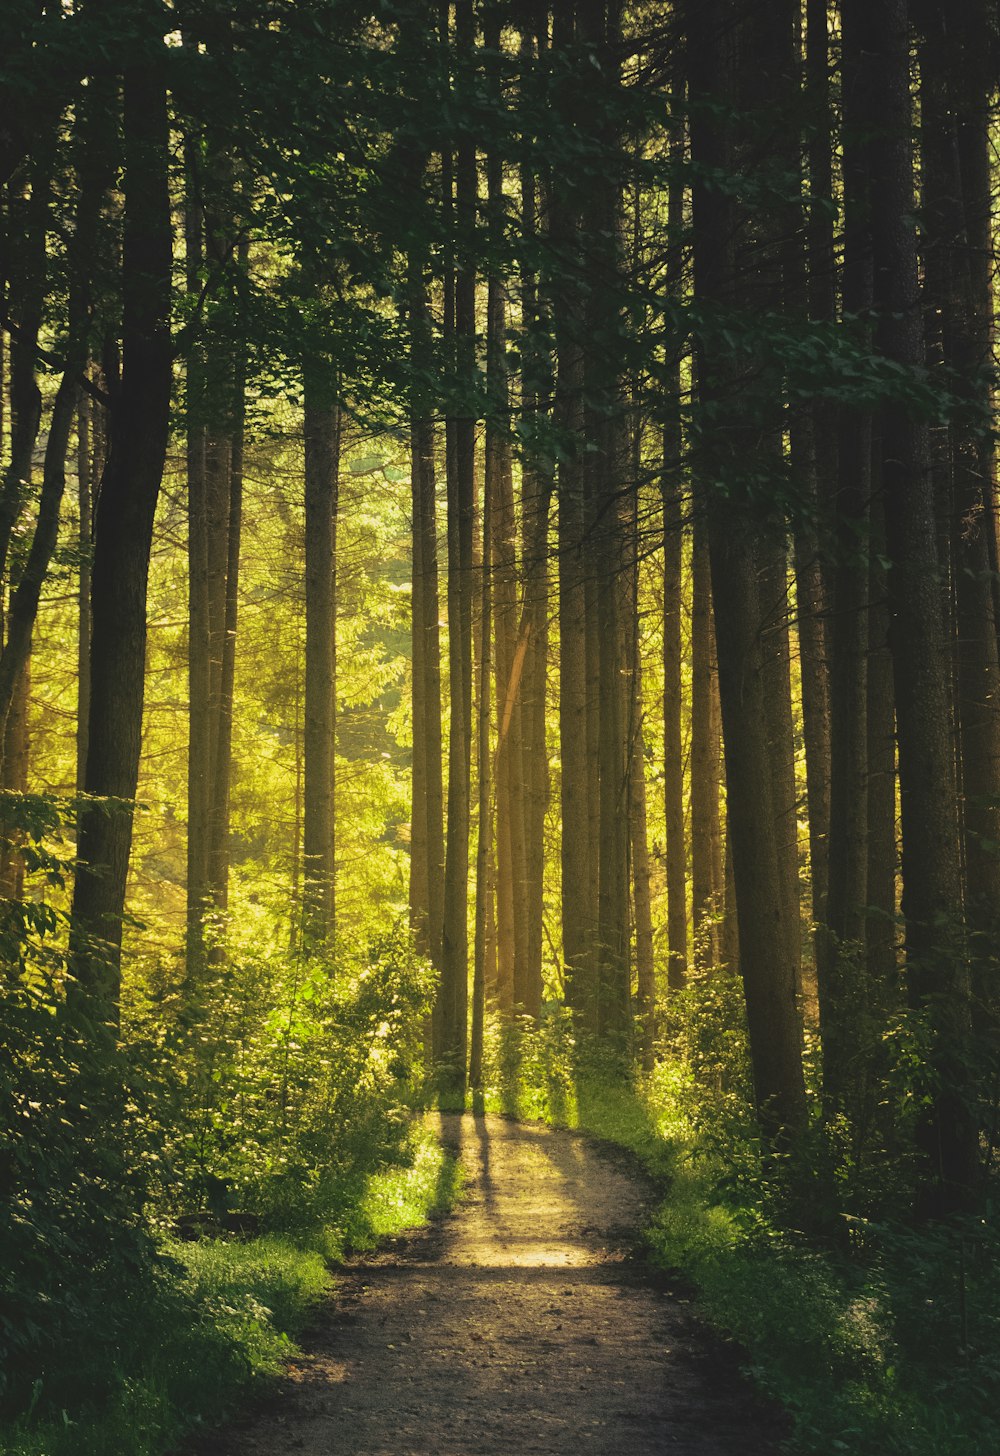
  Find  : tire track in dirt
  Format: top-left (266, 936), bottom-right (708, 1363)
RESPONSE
top-left (188, 1113), bottom-right (784, 1456)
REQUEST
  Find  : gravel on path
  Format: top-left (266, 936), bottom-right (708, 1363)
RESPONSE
top-left (187, 1112), bottom-right (785, 1456)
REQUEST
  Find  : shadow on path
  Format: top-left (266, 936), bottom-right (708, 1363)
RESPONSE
top-left (187, 1113), bottom-right (786, 1456)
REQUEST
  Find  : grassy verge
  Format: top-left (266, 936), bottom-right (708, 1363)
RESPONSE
top-left (478, 1019), bottom-right (999, 1456)
top-left (639, 1115), bottom-right (1000, 1454)
top-left (1, 1116), bottom-right (461, 1456)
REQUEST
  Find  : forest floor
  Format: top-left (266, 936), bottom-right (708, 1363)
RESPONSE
top-left (183, 1113), bottom-right (785, 1456)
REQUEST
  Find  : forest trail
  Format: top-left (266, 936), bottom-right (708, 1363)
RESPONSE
top-left (189, 1114), bottom-right (782, 1456)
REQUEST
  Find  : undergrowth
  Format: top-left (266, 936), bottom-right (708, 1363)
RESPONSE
top-left (1, 826), bottom-right (459, 1456)
top-left (479, 995), bottom-right (1000, 1456)
top-left (0, 1117), bottom-right (458, 1456)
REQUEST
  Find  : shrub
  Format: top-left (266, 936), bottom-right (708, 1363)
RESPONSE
top-left (135, 921), bottom-right (435, 1231)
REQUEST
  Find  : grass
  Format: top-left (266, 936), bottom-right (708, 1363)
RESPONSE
top-left (0, 1115), bottom-right (461, 1456)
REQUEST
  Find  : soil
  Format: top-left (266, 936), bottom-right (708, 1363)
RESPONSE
top-left (186, 1113), bottom-right (786, 1456)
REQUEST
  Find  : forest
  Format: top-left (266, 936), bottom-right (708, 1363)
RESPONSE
top-left (1, 0), bottom-right (999, 1452)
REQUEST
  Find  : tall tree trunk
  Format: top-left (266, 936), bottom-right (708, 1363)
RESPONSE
top-left (627, 488), bottom-right (656, 1065)
top-left (487, 293), bottom-right (524, 1014)
top-left (719, 805), bottom-right (739, 974)
top-left (579, 0), bottom-right (630, 1042)
top-left (663, 454), bottom-right (688, 990)
top-left (0, 373), bottom-right (77, 725)
top-left (760, 542), bottom-right (802, 996)
top-left (662, 118), bottom-right (688, 991)
top-left (792, 0), bottom-right (834, 989)
top-left (865, 491), bottom-right (898, 1001)
top-left (0, 136), bottom-right (49, 594)
top-left (519, 16), bottom-right (552, 1021)
top-left (70, 55), bottom-right (172, 1019)
top-left (484, 5), bottom-right (530, 1018)
top-left (203, 420), bottom-right (231, 912)
top-left (552, 0), bottom-right (596, 1029)
top-left (408, 253), bottom-right (445, 977)
top-left (471, 452), bottom-right (492, 1089)
top-left (817, 0), bottom-right (879, 1113)
top-left (185, 131), bottom-right (242, 969)
top-left (594, 461), bottom-right (630, 1039)
top-left (687, 0), bottom-right (806, 1141)
top-left (867, 0), bottom-right (976, 1209)
top-left (302, 376), bottom-right (339, 942)
top-left (690, 506), bottom-right (721, 968)
top-left (0, 67), bottom-right (112, 727)
top-left (208, 361), bottom-right (244, 917)
top-left (439, 0), bottom-right (477, 1079)
top-left (76, 390), bottom-right (92, 794)
top-left (0, 142), bottom-right (52, 880)
top-left (920, 0), bottom-right (1000, 957)
top-left (0, 658), bottom-right (29, 900)
top-left (185, 145), bottom-right (211, 976)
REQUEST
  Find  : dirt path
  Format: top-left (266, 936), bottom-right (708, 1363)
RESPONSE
top-left (191, 1114), bottom-right (784, 1456)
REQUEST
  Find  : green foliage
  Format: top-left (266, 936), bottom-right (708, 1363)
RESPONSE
top-left (0, 789), bottom-right (453, 1450)
top-left (0, 794), bottom-right (161, 1420)
top-left (335, 1116), bottom-right (464, 1255)
top-left (654, 969), bottom-right (756, 1132)
top-left (0, 1124), bottom-right (457, 1456)
top-left (479, 1007), bottom-right (578, 1124)
top-left (472, 989), bottom-right (1000, 1456)
top-left (636, 970), bottom-right (1000, 1453)
top-left (0, 975), bottom-right (163, 1420)
top-left (644, 1160), bottom-right (1000, 1455)
top-left (138, 921), bottom-right (435, 1233)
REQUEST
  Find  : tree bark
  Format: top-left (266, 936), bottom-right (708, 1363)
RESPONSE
top-left (867, 0), bottom-right (977, 1209)
top-left (552, 0), bottom-right (596, 1028)
top-left (690, 505), bottom-right (721, 969)
top-left (627, 494), bottom-right (656, 1066)
top-left (687, 0), bottom-right (806, 1141)
top-left (185, 138), bottom-right (211, 975)
top-left (792, 0), bottom-right (834, 990)
top-left (408, 253), bottom-right (445, 977)
top-left (919, 0), bottom-right (1000, 951)
top-left (865, 486), bottom-right (898, 1005)
top-left (208, 355), bottom-right (244, 918)
top-left (471, 440), bottom-right (492, 1089)
top-left (302, 377), bottom-right (339, 942)
top-left (518, 16), bottom-right (552, 1022)
top-left (438, 0), bottom-right (476, 1083)
top-left (0, 137), bottom-right (50, 596)
top-left (0, 72), bottom-right (111, 731)
top-left (76, 390), bottom-right (93, 795)
top-left (579, 0), bottom-right (630, 1042)
top-left (662, 84), bottom-right (689, 991)
top-left (663, 450), bottom-right (688, 991)
top-left (815, 0), bottom-right (880, 1111)
top-left (70, 55), bottom-right (172, 1019)
top-left (0, 661), bottom-right (29, 900)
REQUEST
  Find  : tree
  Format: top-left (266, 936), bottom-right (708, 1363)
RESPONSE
top-left (408, 248), bottom-right (445, 981)
top-left (437, 0), bottom-right (477, 1084)
top-left (687, 0), bottom-right (806, 1140)
top-left (868, 0), bottom-right (977, 1208)
top-left (71, 35), bottom-right (172, 1017)
top-left (302, 370), bottom-right (340, 941)
top-left (818, 0), bottom-right (877, 1115)
top-left (552, 0), bottom-right (597, 1029)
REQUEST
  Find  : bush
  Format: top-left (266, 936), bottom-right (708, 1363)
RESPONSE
top-left (0, 794), bottom-right (443, 1445)
top-left (0, 977), bottom-right (165, 1417)
top-left (479, 1005), bottom-right (577, 1123)
top-left (139, 921), bottom-right (435, 1232)
top-left (471, 983), bottom-right (1000, 1456)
